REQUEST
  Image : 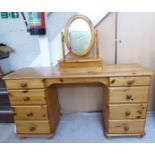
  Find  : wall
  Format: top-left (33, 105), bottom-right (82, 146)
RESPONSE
top-left (58, 12), bottom-right (155, 113)
top-left (47, 12), bottom-right (77, 41)
top-left (1, 12), bottom-right (154, 112)
top-left (47, 12), bottom-right (77, 65)
top-left (58, 13), bottom-right (116, 113)
top-left (0, 13), bottom-right (41, 72)
top-left (117, 12), bottom-right (155, 111)
top-left (95, 13), bottom-right (116, 64)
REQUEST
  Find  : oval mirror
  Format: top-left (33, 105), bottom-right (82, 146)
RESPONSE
top-left (64, 15), bottom-right (95, 56)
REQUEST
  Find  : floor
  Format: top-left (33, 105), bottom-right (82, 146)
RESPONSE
top-left (0, 112), bottom-right (155, 143)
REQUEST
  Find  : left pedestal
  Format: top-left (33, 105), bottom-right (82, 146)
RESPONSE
top-left (5, 79), bottom-right (60, 138)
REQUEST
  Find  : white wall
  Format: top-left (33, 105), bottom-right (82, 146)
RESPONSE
top-left (0, 58), bottom-right (11, 73)
top-left (47, 12), bottom-right (77, 41)
top-left (117, 12), bottom-right (155, 111)
top-left (47, 12), bottom-right (109, 66)
top-left (58, 13), bottom-right (116, 113)
top-left (0, 12), bottom-right (53, 73)
top-left (47, 12), bottom-right (77, 65)
top-left (0, 12), bottom-right (111, 71)
top-left (0, 13), bottom-right (41, 71)
top-left (1, 12), bottom-right (155, 112)
top-left (96, 13), bottom-right (116, 64)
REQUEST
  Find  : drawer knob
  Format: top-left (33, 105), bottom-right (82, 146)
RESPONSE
top-left (29, 127), bottom-right (36, 132)
top-left (20, 83), bottom-right (28, 88)
top-left (136, 116), bottom-right (141, 119)
top-left (20, 83), bottom-right (27, 88)
top-left (60, 79), bottom-right (63, 82)
top-left (124, 126), bottom-right (129, 131)
top-left (42, 114), bottom-right (46, 117)
top-left (27, 112), bottom-right (33, 117)
top-left (125, 111), bottom-right (131, 116)
top-left (137, 110), bottom-right (142, 114)
top-left (127, 80), bottom-right (134, 86)
top-left (111, 79), bottom-right (116, 84)
top-left (13, 112), bottom-right (16, 116)
top-left (126, 95), bottom-right (133, 100)
top-left (24, 97), bottom-right (30, 101)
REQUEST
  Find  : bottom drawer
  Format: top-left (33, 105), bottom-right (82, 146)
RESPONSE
top-left (16, 121), bottom-right (51, 134)
top-left (108, 119), bottom-right (145, 134)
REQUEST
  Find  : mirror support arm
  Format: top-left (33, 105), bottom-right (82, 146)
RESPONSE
top-left (95, 30), bottom-right (99, 58)
top-left (61, 32), bottom-right (65, 60)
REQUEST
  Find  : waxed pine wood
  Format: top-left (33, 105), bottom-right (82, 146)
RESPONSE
top-left (109, 86), bottom-right (149, 103)
top-left (45, 84), bottom-right (61, 133)
top-left (109, 76), bottom-right (151, 87)
top-left (58, 58), bottom-right (103, 73)
top-left (16, 120), bottom-right (51, 134)
top-left (3, 64), bottom-right (153, 80)
top-left (109, 103), bottom-right (147, 119)
top-left (108, 119), bottom-right (145, 134)
top-left (5, 79), bottom-right (44, 89)
top-left (8, 89), bottom-right (46, 105)
top-left (102, 85), bottom-right (109, 133)
top-left (3, 64), bottom-right (153, 138)
top-left (12, 105), bottom-right (48, 120)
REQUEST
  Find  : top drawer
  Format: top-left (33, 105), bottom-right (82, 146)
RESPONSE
top-left (5, 79), bottom-right (44, 89)
top-left (109, 76), bottom-right (151, 86)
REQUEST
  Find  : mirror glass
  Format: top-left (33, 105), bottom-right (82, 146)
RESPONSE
top-left (68, 19), bottom-right (91, 53)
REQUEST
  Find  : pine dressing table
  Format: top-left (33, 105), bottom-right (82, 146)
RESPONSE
top-left (3, 64), bottom-right (153, 138)
top-left (2, 15), bottom-right (153, 139)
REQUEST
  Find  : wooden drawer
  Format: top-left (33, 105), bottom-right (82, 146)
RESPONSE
top-left (109, 103), bottom-right (147, 119)
top-left (12, 105), bottom-right (48, 120)
top-left (109, 86), bottom-right (149, 103)
top-left (108, 119), bottom-right (145, 134)
top-left (5, 79), bottom-right (44, 89)
top-left (110, 76), bottom-right (151, 86)
top-left (8, 89), bottom-right (46, 105)
top-left (16, 120), bottom-right (51, 134)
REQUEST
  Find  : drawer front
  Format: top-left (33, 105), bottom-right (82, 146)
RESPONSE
top-left (12, 105), bottom-right (48, 120)
top-left (8, 89), bottom-right (46, 105)
top-left (109, 104), bottom-right (147, 119)
top-left (5, 79), bottom-right (44, 89)
top-left (110, 76), bottom-right (151, 87)
top-left (108, 119), bottom-right (145, 134)
top-left (109, 86), bottom-right (149, 103)
top-left (16, 121), bottom-right (51, 134)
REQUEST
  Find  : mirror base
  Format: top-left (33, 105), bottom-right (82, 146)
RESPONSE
top-left (58, 58), bottom-right (103, 74)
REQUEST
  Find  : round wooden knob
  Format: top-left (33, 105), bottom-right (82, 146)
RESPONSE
top-left (29, 127), bottom-right (36, 132)
top-left (137, 110), bottom-right (142, 114)
top-left (27, 112), bottom-right (33, 117)
top-left (42, 114), bottom-right (46, 117)
top-left (125, 111), bottom-right (131, 116)
top-left (24, 97), bottom-right (30, 101)
top-left (127, 80), bottom-right (134, 86)
top-left (124, 126), bottom-right (129, 131)
top-left (60, 79), bottom-right (63, 82)
top-left (126, 95), bottom-right (132, 100)
top-left (12, 112), bottom-right (16, 116)
top-left (111, 79), bottom-right (116, 84)
top-left (20, 83), bottom-right (28, 88)
top-left (136, 116), bottom-right (141, 119)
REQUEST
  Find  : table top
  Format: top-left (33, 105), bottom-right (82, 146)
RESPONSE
top-left (3, 64), bottom-right (153, 80)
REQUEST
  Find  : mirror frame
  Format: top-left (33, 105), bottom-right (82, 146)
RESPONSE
top-left (64, 14), bottom-right (95, 57)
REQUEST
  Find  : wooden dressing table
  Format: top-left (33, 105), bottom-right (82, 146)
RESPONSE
top-left (2, 15), bottom-right (153, 139)
top-left (3, 64), bottom-right (153, 138)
